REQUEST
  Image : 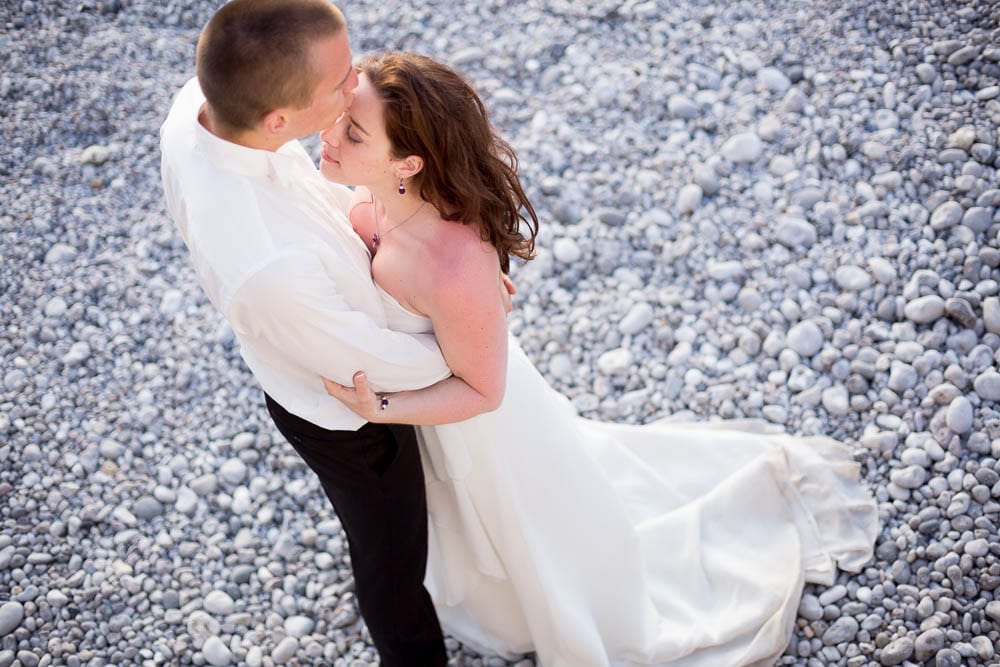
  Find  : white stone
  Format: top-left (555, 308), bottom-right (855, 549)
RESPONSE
top-left (271, 636), bottom-right (299, 664)
top-left (706, 260), bottom-right (745, 281)
top-left (618, 303), bottom-right (655, 335)
top-left (62, 341), bottom-right (91, 366)
top-left (930, 201), bottom-right (964, 230)
top-left (787, 321), bottom-right (824, 357)
top-left (160, 289), bottom-right (184, 315)
top-left (219, 458), bottom-right (247, 485)
top-left (204, 590), bottom-right (235, 615)
top-left (974, 371), bottom-right (1000, 401)
top-left (984, 297), bottom-right (1000, 334)
top-left (965, 538), bottom-right (990, 557)
top-left (283, 615), bottom-right (315, 638)
top-left (720, 132), bottom-right (763, 162)
top-left (867, 257), bottom-right (897, 284)
top-left (552, 237), bottom-right (581, 264)
top-left (44, 296), bottom-right (68, 317)
top-left (946, 396), bottom-right (973, 434)
top-left (822, 385), bottom-right (850, 415)
top-left (774, 217), bottom-right (816, 248)
top-left (890, 465), bottom-right (927, 489)
top-left (834, 265), bottom-right (871, 291)
top-left (202, 636), bottom-right (234, 666)
top-left (667, 94), bottom-right (698, 119)
top-left (904, 295), bottom-right (945, 324)
top-left (80, 144), bottom-right (112, 164)
top-left (675, 183), bottom-right (703, 213)
top-left (246, 646), bottom-right (263, 667)
top-left (548, 353), bottom-right (573, 379)
top-left (757, 67), bottom-right (791, 94)
top-left (597, 348), bottom-right (633, 376)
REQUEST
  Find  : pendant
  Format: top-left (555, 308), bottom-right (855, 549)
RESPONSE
top-left (372, 232), bottom-right (380, 250)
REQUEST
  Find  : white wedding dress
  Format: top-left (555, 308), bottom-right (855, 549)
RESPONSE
top-left (377, 286), bottom-right (878, 667)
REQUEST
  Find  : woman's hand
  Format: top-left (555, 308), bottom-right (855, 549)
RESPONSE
top-left (323, 371), bottom-right (386, 422)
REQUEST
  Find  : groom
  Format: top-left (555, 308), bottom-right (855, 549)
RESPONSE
top-left (160, 0), bottom-right (451, 664)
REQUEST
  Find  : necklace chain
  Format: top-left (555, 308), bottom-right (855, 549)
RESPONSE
top-left (372, 197), bottom-right (427, 251)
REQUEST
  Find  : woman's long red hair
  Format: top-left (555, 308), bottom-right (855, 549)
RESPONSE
top-left (359, 53), bottom-right (538, 273)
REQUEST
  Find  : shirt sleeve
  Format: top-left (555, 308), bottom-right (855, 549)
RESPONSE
top-left (229, 254), bottom-right (452, 393)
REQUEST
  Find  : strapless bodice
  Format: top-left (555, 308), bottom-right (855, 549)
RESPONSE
top-left (377, 284), bottom-right (433, 334)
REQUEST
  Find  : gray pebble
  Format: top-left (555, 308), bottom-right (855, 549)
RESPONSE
top-left (880, 637), bottom-right (914, 665)
top-left (915, 628), bottom-right (946, 661)
top-left (822, 616), bottom-right (859, 645)
top-left (0, 602), bottom-right (24, 636)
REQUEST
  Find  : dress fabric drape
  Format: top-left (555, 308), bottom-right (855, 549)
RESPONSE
top-left (380, 287), bottom-right (878, 667)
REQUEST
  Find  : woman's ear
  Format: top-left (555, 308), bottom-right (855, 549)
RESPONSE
top-left (396, 155), bottom-right (424, 179)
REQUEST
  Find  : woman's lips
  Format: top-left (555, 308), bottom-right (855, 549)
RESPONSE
top-left (320, 146), bottom-right (339, 165)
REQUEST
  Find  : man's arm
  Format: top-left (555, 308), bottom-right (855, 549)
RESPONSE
top-left (230, 255), bottom-right (451, 392)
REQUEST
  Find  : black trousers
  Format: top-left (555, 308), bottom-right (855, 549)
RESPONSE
top-left (265, 394), bottom-right (447, 667)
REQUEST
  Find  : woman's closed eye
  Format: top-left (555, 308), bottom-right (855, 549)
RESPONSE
top-left (346, 125), bottom-right (362, 144)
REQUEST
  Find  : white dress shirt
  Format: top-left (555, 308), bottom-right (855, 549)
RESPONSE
top-left (160, 78), bottom-right (450, 430)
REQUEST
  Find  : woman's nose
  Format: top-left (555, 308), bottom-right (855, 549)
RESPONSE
top-left (320, 124), bottom-right (338, 145)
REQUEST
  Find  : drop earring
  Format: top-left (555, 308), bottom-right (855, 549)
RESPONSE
top-left (398, 177), bottom-right (406, 195)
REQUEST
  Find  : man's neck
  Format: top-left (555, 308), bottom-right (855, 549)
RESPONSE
top-left (199, 104), bottom-right (284, 152)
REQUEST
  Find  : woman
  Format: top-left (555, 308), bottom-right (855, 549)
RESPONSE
top-left (320, 52), bottom-right (877, 666)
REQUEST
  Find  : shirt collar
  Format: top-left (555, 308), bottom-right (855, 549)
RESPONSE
top-left (181, 78), bottom-right (319, 189)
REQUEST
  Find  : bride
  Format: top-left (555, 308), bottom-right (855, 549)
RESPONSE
top-left (319, 52), bottom-right (878, 666)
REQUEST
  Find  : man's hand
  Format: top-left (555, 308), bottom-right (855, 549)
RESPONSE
top-left (500, 273), bottom-right (516, 314)
top-left (323, 371), bottom-right (385, 422)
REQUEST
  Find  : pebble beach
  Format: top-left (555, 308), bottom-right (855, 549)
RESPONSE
top-left (2, 0), bottom-right (1000, 665)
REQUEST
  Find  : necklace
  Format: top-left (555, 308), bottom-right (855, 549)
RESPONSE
top-left (372, 198), bottom-right (427, 251)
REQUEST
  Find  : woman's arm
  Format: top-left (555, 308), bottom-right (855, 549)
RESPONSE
top-left (325, 240), bottom-right (509, 425)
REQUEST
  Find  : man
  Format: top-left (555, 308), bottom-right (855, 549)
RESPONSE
top-left (159, 0), bottom-right (451, 663)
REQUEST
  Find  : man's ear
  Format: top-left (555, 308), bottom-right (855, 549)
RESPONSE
top-left (260, 108), bottom-right (289, 136)
top-left (396, 155), bottom-right (424, 179)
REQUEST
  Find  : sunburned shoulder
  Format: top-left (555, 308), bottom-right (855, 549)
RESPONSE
top-left (423, 221), bottom-right (499, 285)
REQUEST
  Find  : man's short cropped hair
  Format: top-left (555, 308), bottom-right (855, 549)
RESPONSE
top-left (196, 0), bottom-right (345, 131)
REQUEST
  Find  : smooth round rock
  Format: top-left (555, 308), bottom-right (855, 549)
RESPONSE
top-left (787, 321), bottom-right (824, 357)
top-left (204, 591), bottom-right (235, 616)
top-left (915, 628), bottom-right (946, 661)
top-left (597, 348), bottom-right (633, 376)
top-left (880, 637), bottom-right (914, 665)
top-left (284, 616), bottom-right (315, 638)
top-left (618, 303), bottom-right (655, 335)
top-left (974, 371), bottom-right (1000, 401)
top-left (891, 465), bottom-right (927, 489)
top-left (721, 132), bottom-right (763, 162)
top-left (904, 295), bottom-right (945, 324)
top-left (946, 396), bottom-right (973, 434)
top-left (271, 637), bottom-right (299, 663)
top-left (930, 201), bottom-right (963, 229)
top-left (775, 217), bottom-right (817, 248)
top-left (552, 238), bottom-right (582, 264)
top-left (0, 602), bottom-right (24, 636)
top-left (202, 636), bottom-right (233, 666)
top-left (675, 184), bottom-right (703, 214)
top-left (834, 265), bottom-right (871, 291)
top-left (822, 616), bottom-right (859, 645)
